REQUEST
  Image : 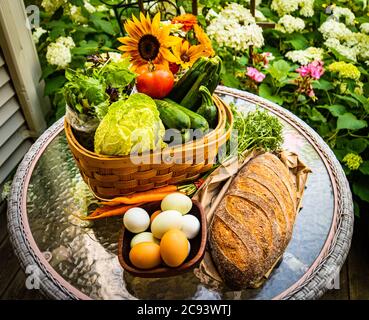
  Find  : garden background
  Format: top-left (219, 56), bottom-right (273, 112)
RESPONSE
top-left (26, 0), bottom-right (369, 216)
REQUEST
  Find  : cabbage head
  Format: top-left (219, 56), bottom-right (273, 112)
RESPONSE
top-left (94, 93), bottom-right (165, 156)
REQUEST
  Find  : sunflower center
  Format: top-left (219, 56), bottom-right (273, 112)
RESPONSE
top-left (181, 53), bottom-right (190, 62)
top-left (138, 35), bottom-right (160, 61)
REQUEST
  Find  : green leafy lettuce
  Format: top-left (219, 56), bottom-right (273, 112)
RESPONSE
top-left (94, 94), bottom-right (166, 156)
top-left (63, 56), bottom-right (136, 120)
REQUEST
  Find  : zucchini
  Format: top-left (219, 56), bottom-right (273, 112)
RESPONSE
top-left (155, 99), bottom-right (191, 130)
top-left (180, 57), bottom-right (220, 110)
top-left (197, 86), bottom-right (218, 129)
top-left (169, 57), bottom-right (210, 103)
top-left (164, 98), bottom-right (209, 134)
top-left (207, 57), bottom-right (222, 94)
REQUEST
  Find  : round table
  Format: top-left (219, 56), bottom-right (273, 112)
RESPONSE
top-left (8, 87), bottom-right (354, 300)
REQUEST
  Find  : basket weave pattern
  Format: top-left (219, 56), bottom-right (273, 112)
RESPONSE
top-left (65, 95), bottom-right (233, 199)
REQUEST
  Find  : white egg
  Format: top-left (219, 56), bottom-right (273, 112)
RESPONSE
top-left (130, 232), bottom-right (159, 248)
top-left (181, 214), bottom-right (200, 239)
top-left (123, 207), bottom-right (150, 233)
top-left (151, 210), bottom-right (183, 239)
top-left (161, 193), bottom-right (193, 215)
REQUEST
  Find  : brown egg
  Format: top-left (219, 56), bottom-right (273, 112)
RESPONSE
top-left (160, 229), bottom-right (189, 267)
top-left (129, 242), bottom-right (161, 269)
top-left (150, 210), bottom-right (161, 223)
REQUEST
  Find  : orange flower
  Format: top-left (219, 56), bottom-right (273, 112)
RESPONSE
top-left (193, 24), bottom-right (215, 57)
top-left (172, 40), bottom-right (204, 69)
top-left (118, 13), bottom-right (181, 70)
top-left (172, 14), bottom-right (198, 31)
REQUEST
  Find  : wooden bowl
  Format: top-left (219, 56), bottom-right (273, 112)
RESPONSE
top-left (118, 200), bottom-right (207, 278)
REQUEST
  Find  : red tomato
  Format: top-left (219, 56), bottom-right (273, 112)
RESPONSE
top-left (136, 69), bottom-right (174, 99)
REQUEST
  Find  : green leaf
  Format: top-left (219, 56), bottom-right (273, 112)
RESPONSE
top-left (221, 72), bottom-right (241, 88)
top-left (347, 138), bottom-right (367, 154)
top-left (259, 83), bottom-right (284, 105)
top-left (69, 0), bottom-right (84, 5)
top-left (359, 161), bottom-right (369, 175)
top-left (349, 92), bottom-right (369, 109)
top-left (44, 75), bottom-right (66, 96)
top-left (309, 107), bottom-right (327, 123)
top-left (334, 94), bottom-right (359, 107)
top-left (268, 60), bottom-right (291, 83)
top-left (353, 180), bottom-right (369, 202)
top-left (313, 79), bottom-right (334, 91)
top-left (337, 113), bottom-right (368, 131)
top-left (286, 34), bottom-right (309, 50)
top-left (90, 15), bottom-right (116, 35)
top-left (41, 65), bottom-right (56, 80)
top-left (328, 104), bottom-right (346, 117)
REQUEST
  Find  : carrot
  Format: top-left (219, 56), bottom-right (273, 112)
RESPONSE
top-left (80, 203), bottom-right (145, 220)
top-left (89, 205), bottom-right (124, 217)
top-left (100, 185), bottom-right (179, 206)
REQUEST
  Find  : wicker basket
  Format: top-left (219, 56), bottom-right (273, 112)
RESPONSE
top-left (64, 95), bottom-right (233, 199)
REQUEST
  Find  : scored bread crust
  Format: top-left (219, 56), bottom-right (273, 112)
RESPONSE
top-left (209, 153), bottom-right (298, 289)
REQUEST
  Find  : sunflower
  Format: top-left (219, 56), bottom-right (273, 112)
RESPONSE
top-left (118, 13), bottom-right (181, 70)
top-left (194, 24), bottom-right (215, 58)
top-left (172, 14), bottom-right (198, 31)
top-left (172, 40), bottom-right (204, 69)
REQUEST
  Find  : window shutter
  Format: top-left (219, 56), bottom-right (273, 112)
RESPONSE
top-left (0, 50), bottom-right (32, 186)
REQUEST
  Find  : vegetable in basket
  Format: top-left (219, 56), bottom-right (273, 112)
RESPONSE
top-left (197, 85), bottom-right (218, 129)
top-left (169, 56), bottom-right (222, 110)
top-left (94, 93), bottom-right (165, 156)
top-left (64, 54), bottom-right (136, 121)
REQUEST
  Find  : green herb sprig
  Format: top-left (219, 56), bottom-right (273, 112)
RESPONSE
top-left (231, 104), bottom-right (284, 157)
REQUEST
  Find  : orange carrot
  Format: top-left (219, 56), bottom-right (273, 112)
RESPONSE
top-left (81, 203), bottom-right (145, 220)
top-left (100, 186), bottom-right (179, 206)
top-left (89, 205), bottom-right (124, 217)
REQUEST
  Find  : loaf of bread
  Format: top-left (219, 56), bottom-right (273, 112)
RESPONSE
top-left (208, 152), bottom-right (298, 289)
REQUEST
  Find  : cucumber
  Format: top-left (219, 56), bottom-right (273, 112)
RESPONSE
top-left (155, 99), bottom-right (191, 130)
top-left (164, 98), bottom-right (209, 134)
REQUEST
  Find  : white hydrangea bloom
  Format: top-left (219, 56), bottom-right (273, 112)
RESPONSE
top-left (324, 38), bottom-right (357, 62)
top-left (286, 47), bottom-right (324, 65)
top-left (68, 5), bottom-right (87, 24)
top-left (275, 15), bottom-right (305, 33)
top-left (299, 0), bottom-right (315, 17)
top-left (206, 9), bottom-right (219, 20)
top-left (46, 37), bottom-right (75, 69)
top-left (319, 19), bottom-right (353, 41)
top-left (271, 0), bottom-right (300, 16)
top-left (360, 23), bottom-right (369, 34)
top-left (84, 0), bottom-right (96, 14)
top-left (354, 33), bottom-right (369, 61)
top-left (41, 0), bottom-right (66, 14)
top-left (32, 27), bottom-right (47, 44)
top-left (207, 3), bottom-right (264, 51)
top-left (57, 36), bottom-right (76, 49)
top-left (332, 6), bottom-right (355, 25)
top-left (255, 10), bottom-right (267, 21)
top-left (103, 52), bottom-right (122, 63)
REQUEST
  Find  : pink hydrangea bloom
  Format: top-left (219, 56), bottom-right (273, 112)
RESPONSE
top-left (296, 60), bottom-right (324, 80)
top-left (246, 67), bottom-right (266, 83)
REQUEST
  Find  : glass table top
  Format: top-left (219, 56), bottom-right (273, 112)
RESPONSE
top-left (26, 91), bottom-right (335, 300)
